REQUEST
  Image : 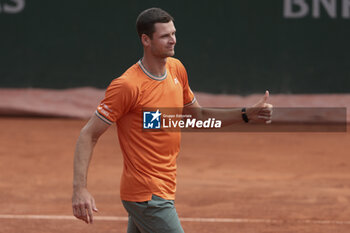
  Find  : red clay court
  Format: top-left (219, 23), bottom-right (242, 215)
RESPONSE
top-left (0, 88), bottom-right (349, 233)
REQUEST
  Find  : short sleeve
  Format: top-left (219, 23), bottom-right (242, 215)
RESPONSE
top-left (174, 60), bottom-right (196, 106)
top-left (95, 77), bottom-right (138, 125)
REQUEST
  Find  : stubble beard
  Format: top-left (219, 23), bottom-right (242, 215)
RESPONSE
top-left (149, 46), bottom-right (175, 59)
top-left (163, 47), bottom-right (175, 58)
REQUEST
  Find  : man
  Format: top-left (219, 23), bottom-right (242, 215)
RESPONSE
top-left (72, 7), bottom-right (272, 233)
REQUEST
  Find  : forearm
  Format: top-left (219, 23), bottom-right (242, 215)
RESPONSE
top-left (198, 107), bottom-right (244, 126)
top-left (73, 132), bottom-right (97, 190)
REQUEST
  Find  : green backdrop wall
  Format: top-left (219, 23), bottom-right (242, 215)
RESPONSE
top-left (1, 0), bottom-right (349, 94)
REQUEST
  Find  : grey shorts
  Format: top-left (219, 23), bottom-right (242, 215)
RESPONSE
top-left (122, 195), bottom-right (184, 233)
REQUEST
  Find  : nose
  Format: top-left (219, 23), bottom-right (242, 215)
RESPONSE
top-left (170, 35), bottom-right (176, 44)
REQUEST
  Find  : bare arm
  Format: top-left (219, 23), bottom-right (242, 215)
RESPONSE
top-left (184, 91), bottom-right (273, 126)
top-left (72, 114), bottom-right (110, 224)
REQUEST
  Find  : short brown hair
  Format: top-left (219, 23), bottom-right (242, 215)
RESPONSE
top-left (136, 8), bottom-right (174, 39)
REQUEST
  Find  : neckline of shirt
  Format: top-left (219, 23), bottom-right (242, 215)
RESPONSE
top-left (138, 59), bottom-right (167, 81)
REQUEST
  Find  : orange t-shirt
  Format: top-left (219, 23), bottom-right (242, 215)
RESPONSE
top-left (95, 57), bottom-right (195, 202)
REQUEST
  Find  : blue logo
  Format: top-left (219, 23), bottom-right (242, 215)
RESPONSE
top-left (143, 109), bottom-right (161, 129)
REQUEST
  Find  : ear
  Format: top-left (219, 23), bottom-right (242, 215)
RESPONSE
top-left (141, 34), bottom-right (151, 47)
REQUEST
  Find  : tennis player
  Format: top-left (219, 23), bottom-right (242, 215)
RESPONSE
top-left (72, 7), bottom-right (272, 233)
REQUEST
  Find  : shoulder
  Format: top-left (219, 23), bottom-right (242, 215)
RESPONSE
top-left (111, 63), bottom-right (141, 86)
top-left (167, 57), bottom-right (186, 69)
top-left (167, 57), bottom-right (187, 78)
top-left (107, 64), bottom-right (141, 95)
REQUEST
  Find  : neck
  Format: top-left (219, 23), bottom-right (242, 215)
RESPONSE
top-left (141, 53), bottom-right (167, 77)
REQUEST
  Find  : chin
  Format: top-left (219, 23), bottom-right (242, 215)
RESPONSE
top-left (160, 53), bottom-right (175, 59)
top-left (166, 51), bottom-right (175, 57)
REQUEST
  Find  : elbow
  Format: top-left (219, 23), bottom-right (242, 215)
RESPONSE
top-left (79, 126), bottom-right (99, 145)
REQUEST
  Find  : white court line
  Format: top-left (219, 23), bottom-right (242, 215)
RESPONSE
top-left (0, 214), bottom-right (350, 225)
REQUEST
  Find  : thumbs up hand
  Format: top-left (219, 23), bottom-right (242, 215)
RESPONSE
top-left (247, 90), bottom-right (273, 124)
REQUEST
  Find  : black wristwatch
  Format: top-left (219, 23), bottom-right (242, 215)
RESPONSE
top-left (241, 108), bottom-right (249, 123)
